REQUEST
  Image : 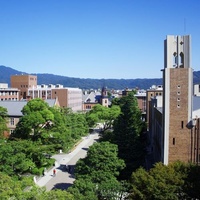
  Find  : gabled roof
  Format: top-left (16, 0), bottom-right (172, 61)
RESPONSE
top-left (0, 101), bottom-right (27, 116)
top-left (0, 99), bottom-right (59, 117)
top-left (83, 91), bottom-right (101, 103)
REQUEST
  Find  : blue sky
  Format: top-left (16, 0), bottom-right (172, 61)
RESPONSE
top-left (0, 0), bottom-right (200, 79)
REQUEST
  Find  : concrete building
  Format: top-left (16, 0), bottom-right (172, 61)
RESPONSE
top-left (0, 83), bottom-right (19, 101)
top-left (28, 84), bottom-right (82, 112)
top-left (146, 85), bottom-right (163, 129)
top-left (10, 75), bottom-right (82, 112)
top-left (194, 84), bottom-right (200, 96)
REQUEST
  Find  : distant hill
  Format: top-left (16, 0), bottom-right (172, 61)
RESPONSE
top-left (0, 65), bottom-right (199, 90)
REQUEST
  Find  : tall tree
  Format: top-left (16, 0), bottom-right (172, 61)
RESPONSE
top-left (112, 91), bottom-right (146, 179)
top-left (70, 141), bottom-right (126, 199)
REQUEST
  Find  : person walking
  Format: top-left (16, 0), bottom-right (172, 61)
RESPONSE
top-left (53, 169), bottom-right (56, 177)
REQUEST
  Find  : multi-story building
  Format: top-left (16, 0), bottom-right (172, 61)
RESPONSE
top-left (28, 84), bottom-right (82, 112)
top-left (0, 83), bottom-right (19, 101)
top-left (10, 75), bottom-right (82, 112)
top-left (146, 85), bottom-right (163, 129)
top-left (11, 74), bottom-right (37, 100)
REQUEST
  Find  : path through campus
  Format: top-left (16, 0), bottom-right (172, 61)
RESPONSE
top-left (35, 131), bottom-right (99, 191)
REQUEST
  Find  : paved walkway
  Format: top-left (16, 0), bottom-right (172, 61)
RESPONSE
top-left (35, 132), bottom-right (99, 191)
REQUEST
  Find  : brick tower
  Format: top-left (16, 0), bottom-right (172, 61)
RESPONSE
top-left (162, 35), bottom-right (193, 164)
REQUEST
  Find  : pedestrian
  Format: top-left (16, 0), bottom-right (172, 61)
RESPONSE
top-left (53, 169), bottom-right (56, 177)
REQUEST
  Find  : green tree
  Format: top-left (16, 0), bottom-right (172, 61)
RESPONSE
top-left (70, 141), bottom-right (126, 199)
top-left (0, 172), bottom-right (24, 199)
top-left (86, 104), bottom-right (121, 131)
top-left (183, 163), bottom-right (200, 199)
top-left (22, 187), bottom-right (74, 200)
top-left (129, 162), bottom-right (188, 200)
top-left (111, 91), bottom-right (146, 179)
top-left (13, 98), bottom-right (54, 140)
top-left (0, 106), bottom-right (8, 138)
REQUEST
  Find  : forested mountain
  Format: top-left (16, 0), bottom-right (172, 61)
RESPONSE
top-left (1, 65), bottom-right (200, 90)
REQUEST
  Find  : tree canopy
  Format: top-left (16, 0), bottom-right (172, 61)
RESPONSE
top-left (0, 106), bottom-right (8, 138)
top-left (109, 91), bottom-right (146, 179)
top-left (69, 141), bottom-right (127, 199)
top-left (129, 162), bottom-right (200, 200)
top-left (86, 104), bottom-right (121, 131)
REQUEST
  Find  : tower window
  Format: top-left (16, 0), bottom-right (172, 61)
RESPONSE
top-left (181, 121), bottom-right (184, 129)
top-left (173, 138), bottom-right (175, 145)
top-left (177, 98), bottom-right (180, 101)
top-left (173, 52), bottom-right (177, 67)
top-left (177, 85), bottom-right (181, 89)
top-left (177, 104), bottom-right (180, 108)
top-left (180, 52), bottom-right (184, 68)
top-left (177, 91), bottom-right (181, 95)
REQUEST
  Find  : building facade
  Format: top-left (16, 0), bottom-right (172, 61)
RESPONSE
top-left (162, 35), bottom-right (193, 164)
top-left (148, 35), bottom-right (200, 167)
top-left (11, 74), bottom-right (37, 99)
top-left (28, 84), bottom-right (82, 112)
top-left (0, 83), bottom-right (19, 101)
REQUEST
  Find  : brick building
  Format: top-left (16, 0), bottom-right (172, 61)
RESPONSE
top-left (149, 35), bottom-right (200, 166)
top-left (11, 74), bottom-right (37, 100)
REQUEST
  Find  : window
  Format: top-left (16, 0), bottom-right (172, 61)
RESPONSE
top-left (173, 52), bottom-right (177, 67)
top-left (181, 121), bottom-right (184, 129)
top-left (173, 138), bottom-right (176, 145)
top-left (10, 118), bottom-right (14, 126)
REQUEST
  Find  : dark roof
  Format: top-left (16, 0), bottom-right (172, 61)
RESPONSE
top-left (0, 99), bottom-right (58, 116)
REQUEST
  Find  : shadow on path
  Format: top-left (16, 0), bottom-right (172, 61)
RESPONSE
top-left (52, 182), bottom-right (73, 190)
top-left (82, 147), bottom-right (89, 151)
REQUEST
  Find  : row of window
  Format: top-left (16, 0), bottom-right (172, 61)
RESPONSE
top-left (0, 91), bottom-right (18, 95)
top-left (177, 85), bottom-right (181, 108)
top-left (1, 98), bottom-right (18, 101)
